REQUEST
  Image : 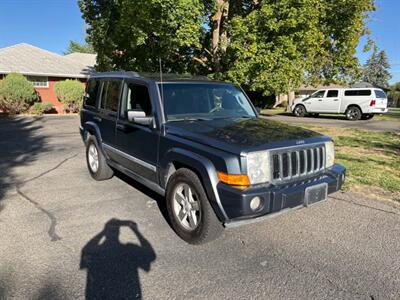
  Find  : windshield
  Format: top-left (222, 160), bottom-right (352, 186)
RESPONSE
top-left (159, 83), bottom-right (256, 121)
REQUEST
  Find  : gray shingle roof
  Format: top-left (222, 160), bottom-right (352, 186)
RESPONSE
top-left (0, 43), bottom-right (96, 78)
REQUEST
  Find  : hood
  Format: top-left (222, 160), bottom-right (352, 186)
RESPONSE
top-left (165, 117), bottom-right (327, 155)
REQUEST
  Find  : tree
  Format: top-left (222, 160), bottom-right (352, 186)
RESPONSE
top-left (363, 46), bottom-right (392, 88)
top-left (79, 0), bottom-right (375, 102)
top-left (0, 73), bottom-right (38, 114)
top-left (388, 82), bottom-right (400, 107)
top-left (64, 40), bottom-right (95, 54)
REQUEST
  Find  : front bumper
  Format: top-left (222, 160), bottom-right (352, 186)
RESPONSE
top-left (221, 164), bottom-right (345, 227)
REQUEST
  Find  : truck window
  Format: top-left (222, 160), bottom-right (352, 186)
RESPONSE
top-left (374, 90), bottom-right (386, 98)
top-left (84, 80), bottom-right (99, 107)
top-left (100, 80), bottom-right (121, 112)
top-left (312, 90), bottom-right (325, 98)
top-left (326, 90), bottom-right (338, 98)
top-left (344, 90), bottom-right (371, 96)
top-left (123, 83), bottom-right (152, 116)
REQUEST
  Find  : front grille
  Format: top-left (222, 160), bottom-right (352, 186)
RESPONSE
top-left (271, 145), bottom-right (325, 182)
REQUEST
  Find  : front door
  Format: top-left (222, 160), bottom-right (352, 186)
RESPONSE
top-left (114, 80), bottom-right (159, 182)
top-left (303, 90), bottom-right (326, 112)
top-left (321, 90), bottom-right (340, 112)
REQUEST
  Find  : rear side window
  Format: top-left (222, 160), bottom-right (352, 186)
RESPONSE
top-left (84, 80), bottom-right (99, 107)
top-left (327, 90), bottom-right (338, 97)
top-left (375, 90), bottom-right (386, 98)
top-left (344, 90), bottom-right (371, 96)
top-left (100, 80), bottom-right (121, 112)
top-left (123, 83), bottom-right (152, 116)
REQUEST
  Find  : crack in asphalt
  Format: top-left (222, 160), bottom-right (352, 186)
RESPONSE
top-left (15, 154), bottom-right (78, 242)
top-left (330, 195), bottom-right (400, 216)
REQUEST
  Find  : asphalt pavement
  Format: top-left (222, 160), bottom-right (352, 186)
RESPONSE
top-left (1, 115), bottom-right (400, 299)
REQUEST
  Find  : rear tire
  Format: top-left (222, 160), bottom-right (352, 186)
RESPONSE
top-left (361, 114), bottom-right (374, 120)
top-left (86, 136), bottom-right (114, 181)
top-left (345, 106), bottom-right (362, 121)
top-left (293, 105), bottom-right (306, 117)
top-left (166, 168), bottom-right (223, 244)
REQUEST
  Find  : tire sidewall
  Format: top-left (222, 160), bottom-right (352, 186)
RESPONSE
top-left (294, 105), bottom-right (306, 117)
top-left (166, 170), bottom-right (212, 243)
top-left (346, 107), bottom-right (362, 121)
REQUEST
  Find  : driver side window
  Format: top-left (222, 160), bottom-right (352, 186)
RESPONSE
top-left (122, 82), bottom-right (152, 117)
top-left (312, 90), bottom-right (326, 98)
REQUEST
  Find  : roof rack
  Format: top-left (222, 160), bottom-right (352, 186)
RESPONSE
top-left (90, 71), bottom-right (210, 81)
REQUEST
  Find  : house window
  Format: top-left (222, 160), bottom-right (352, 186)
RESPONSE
top-left (26, 76), bottom-right (49, 88)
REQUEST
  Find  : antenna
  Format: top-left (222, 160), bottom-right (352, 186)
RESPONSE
top-left (159, 58), bottom-right (164, 103)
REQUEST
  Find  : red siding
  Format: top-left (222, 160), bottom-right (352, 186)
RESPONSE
top-left (35, 77), bottom-right (86, 113)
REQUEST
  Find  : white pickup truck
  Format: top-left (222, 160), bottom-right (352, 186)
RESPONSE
top-left (291, 88), bottom-right (388, 120)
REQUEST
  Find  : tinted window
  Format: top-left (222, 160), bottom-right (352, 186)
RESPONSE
top-left (84, 80), bottom-right (99, 107)
top-left (312, 90), bottom-right (325, 98)
top-left (100, 80), bottom-right (121, 112)
top-left (160, 83), bottom-right (256, 120)
top-left (375, 90), bottom-right (386, 98)
top-left (345, 90), bottom-right (371, 96)
top-left (123, 83), bottom-right (152, 116)
top-left (327, 90), bottom-right (338, 98)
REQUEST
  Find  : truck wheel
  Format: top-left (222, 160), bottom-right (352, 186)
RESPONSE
top-left (86, 136), bottom-right (114, 181)
top-left (166, 168), bottom-right (223, 244)
top-left (361, 114), bottom-right (374, 120)
top-left (345, 106), bottom-right (362, 121)
top-left (293, 105), bottom-right (306, 117)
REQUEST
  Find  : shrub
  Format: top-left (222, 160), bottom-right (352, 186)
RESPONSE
top-left (54, 80), bottom-right (84, 113)
top-left (0, 73), bottom-right (38, 114)
top-left (29, 102), bottom-right (54, 115)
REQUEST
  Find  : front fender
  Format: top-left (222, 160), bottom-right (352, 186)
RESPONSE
top-left (159, 148), bottom-right (228, 221)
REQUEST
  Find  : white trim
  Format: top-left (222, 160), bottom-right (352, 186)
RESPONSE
top-left (102, 143), bottom-right (157, 172)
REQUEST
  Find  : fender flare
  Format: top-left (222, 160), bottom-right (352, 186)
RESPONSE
top-left (82, 122), bottom-right (106, 154)
top-left (159, 148), bottom-right (228, 221)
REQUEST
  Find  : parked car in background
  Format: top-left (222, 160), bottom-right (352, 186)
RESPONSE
top-left (80, 72), bottom-right (345, 244)
top-left (291, 88), bottom-right (388, 120)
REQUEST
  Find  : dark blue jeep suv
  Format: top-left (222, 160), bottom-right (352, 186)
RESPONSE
top-left (80, 72), bottom-right (345, 244)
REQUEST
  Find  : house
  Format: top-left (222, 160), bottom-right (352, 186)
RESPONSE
top-left (296, 83), bottom-right (346, 98)
top-left (0, 43), bottom-right (96, 113)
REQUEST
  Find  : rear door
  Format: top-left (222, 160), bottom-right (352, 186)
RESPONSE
top-left (97, 79), bottom-right (122, 149)
top-left (114, 80), bottom-right (159, 182)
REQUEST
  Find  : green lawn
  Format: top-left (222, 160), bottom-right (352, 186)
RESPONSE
top-left (302, 126), bottom-right (400, 201)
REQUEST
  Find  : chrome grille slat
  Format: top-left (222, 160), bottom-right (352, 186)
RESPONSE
top-left (271, 145), bottom-right (325, 183)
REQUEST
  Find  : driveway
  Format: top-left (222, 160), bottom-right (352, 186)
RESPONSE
top-left (1, 115), bottom-right (400, 299)
top-left (261, 113), bottom-right (400, 132)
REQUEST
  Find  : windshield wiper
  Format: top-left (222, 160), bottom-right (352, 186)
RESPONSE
top-left (168, 117), bottom-right (212, 122)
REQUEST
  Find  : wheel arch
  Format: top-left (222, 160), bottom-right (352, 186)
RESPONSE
top-left (345, 104), bottom-right (363, 114)
top-left (159, 148), bottom-right (228, 221)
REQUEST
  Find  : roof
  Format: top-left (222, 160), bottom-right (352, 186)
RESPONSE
top-left (90, 71), bottom-right (212, 82)
top-left (0, 43), bottom-right (96, 78)
top-left (297, 83), bottom-right (346, 91)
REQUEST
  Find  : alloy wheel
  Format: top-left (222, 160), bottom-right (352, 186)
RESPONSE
top-left (172, 183), bottom-right (201, 231)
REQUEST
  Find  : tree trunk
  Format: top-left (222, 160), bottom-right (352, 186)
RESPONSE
top-left (286, 90), bottom-right (295, 112)
top-left (211, 0), bottom-right (229, 71)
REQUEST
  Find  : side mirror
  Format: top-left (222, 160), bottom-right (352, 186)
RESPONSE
top-left (127, 110), bottom-right (154, 127)
top-left (255, 107), bottom-right (261, 114)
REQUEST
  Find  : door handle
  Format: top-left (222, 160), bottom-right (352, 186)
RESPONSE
top-left (318, 99), bottom-right (322, 101)
top-left (333, 99), bottom-right (339, 101)
top-left (116, 124), bottom-right (128, 132)
top-left (93, 116), bottom-right (102, 122)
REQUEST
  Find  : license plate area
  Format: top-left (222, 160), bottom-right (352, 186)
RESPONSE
top-left (304, 183), bottom-right (328, 207)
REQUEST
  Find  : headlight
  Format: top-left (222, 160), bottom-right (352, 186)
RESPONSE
top-left (325, 141), bottom-right (335, 168)
top-left (247, 151), bottom-right (271, 184)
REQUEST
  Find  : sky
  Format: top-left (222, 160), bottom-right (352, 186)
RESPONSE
top-left (0, 0), bottom-right (399, 83)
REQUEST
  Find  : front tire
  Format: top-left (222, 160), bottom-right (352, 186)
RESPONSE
top-left (86, 136), bottom-right (114, 181)
top-left (166, 168), bottom-right (223, 244)
top-left (293, 105), bottom-right (306, 117)
top-left (345, 106), bottom-right (362, 121)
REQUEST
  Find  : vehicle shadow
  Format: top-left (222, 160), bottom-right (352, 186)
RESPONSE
top-left (262, 112), bottom-right (349, 121)
top-left (113, 170), bottom-right (172, 227)
top-left (80, 218), bottom-right (156, 300)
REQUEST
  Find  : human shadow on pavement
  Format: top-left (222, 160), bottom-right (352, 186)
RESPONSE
top-left (80, 219), bottom-right (156, 300)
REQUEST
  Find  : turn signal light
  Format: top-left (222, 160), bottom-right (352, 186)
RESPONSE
top-left (370, 100), bottom-right (376, 106)
top-left (217, 171), bottom-right (250, 188)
